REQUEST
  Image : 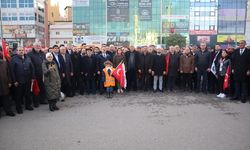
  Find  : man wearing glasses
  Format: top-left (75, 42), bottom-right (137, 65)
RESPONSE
top-left (231, 40), bottom-right (250, 103)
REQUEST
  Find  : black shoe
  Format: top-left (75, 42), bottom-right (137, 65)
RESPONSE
top-left (6, 111), bottom-right (15, 117)
top-left (241, 97), bottom-right (247, 103)
top-left (17, 109), bottom-right (23, 114)
top-left (230, 97), bottom-right (239, 100)
top-left (153, 90), bottom-right (157, 93)
top-left (49, 104), bottom-right (54, 112)
top-left (25, 106), bottom-right (34, 111)
top-left (53, 104), bottom-right (59, 111)
top-left (159, 90), bottom-right (163, 93)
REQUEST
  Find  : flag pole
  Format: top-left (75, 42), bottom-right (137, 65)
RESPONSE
top-left (115, 60), bottom-right (124, 69)
top-left (0, 7), bottom-right (7, 62)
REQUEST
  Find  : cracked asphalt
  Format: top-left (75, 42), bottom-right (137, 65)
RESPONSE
top-left (0, 91), bottom-right (250, 150)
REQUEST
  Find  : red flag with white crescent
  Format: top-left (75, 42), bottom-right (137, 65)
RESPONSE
top-left (165, 53), bottom-right (170, 75)
top-left (223, 66), bottom-right (230, 90)
top-left (112, 62), bottom-right (127, 88)
top-left (31, 79), bottom-right (40, 96)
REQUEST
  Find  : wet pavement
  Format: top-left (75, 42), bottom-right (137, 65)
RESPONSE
top-left (0, 91), bottom-right (250, 150)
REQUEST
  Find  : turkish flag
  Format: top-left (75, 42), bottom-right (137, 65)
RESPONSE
top-left (165, 53), bottom-right (170, 75)
top-left (223, 66), bottom-right (230, 90)
top-left (112, 62), bottom-right (127, 88)
top-left (1, 39), bottom-right (11, 62)
top-left (31, 79), bottom-right (40, 96)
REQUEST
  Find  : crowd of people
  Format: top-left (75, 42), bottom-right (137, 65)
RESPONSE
top-left (0, 40), bottom-right (250, 117)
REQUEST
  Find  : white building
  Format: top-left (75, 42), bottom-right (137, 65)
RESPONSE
top-left (246, 0), bottom-right (250, 46)
top-left (49, 21), bottom-right (73, 47)
top-left (0, 0), bottom-right (47, 47)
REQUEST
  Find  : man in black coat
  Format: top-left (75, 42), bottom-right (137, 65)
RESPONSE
top-left (28, 42), bottom-right (46, 106)
top-left (209, 44), bottom-right (221, 94)
top-left (167, 46), bottom-right (180, 92)
top-left (59, 45), bottom-right (74, 97)
top-left (97, 46), bottom-right (112, 94)
top-left (70, 46), bottom-right (81, 96)
top-left (52, 45), bottom-right (64, 78)
top-left (125, 46), bottom-right (140, 91)
top-left (195, 42), bottom-right (211, 94)
top-left (138, 46), bottom-right (153, 91)
top-left (231, 40), bottom-right (250, 103)
top-left (82, 49), bottom-right (97, 94)
top-left (10, 47), bottom-right (35, 114)
top-left (152, 48), bottom-right (166, 92)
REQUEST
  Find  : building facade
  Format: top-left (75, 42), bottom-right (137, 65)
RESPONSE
top-left (189, 0), bottom-right (218, 47)
top-left (246, 0), bottom-right (250, 45)
top-left (64, 6), bottom-right (72, 22)
top-left (0, 0), bottom-right (46, 47)
top-left (49, 21), bottom-right (73, 47)
top-left (47, 0), bottom-right (61, 24)
top-left (217, 0), bottom-right (248, 48)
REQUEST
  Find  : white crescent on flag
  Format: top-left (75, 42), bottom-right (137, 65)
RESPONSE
top-left (117, 68), bottom-right (122, 76)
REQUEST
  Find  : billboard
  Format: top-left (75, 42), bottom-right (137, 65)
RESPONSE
top-left (73, 35), bottom-right (107, 45)
top-left (162, 21), bottom-right (189, 33)
top-left (107, 0), bottom-right (129, 22)
top-left (3, 25), bottom-right (36, 38)
top-left (73, 23), bottom-right (90, 36)
top-left (217, 35), bottom-right (246, 43)
top-left (197, 36), bottom-right (211, 44)
top-left (138, 0), bottom-right (152, 21)
top-left (189, 30), bottom-right (217, 35)
top-left (107, 32), bottom-right (129, 42)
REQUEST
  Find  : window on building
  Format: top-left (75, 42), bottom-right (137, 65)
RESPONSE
top-left (209, 25), bottom-right (215, 30)
top-left (210, 11), bottom-right (215, 16)
top-left (19, 0), bottom-right (34, 8)
top-left (210, 0), bottom-right (216, 2)
top-left (194, 25), bottom-right (200, 30)
top-left (38, 5), bottom-right (44, 13)
top-left (56, 32), bottom-right (60, 35)
top-left (19, 13), bottom-right (35, 21)
top-left (64, 41), bottom-right (68, 44)
top-left (194, 11), bottom-right (200, 16)
top-left (1, 0), bottom-right (17, 8)
top-left (195, 0), bottom-right (200, 2)
top-left (38, 15), bottom-right (44, 23)
top-left (56, 41), bottom-right (60, 44)
top-left (2, 13), bottom-right (18, 21)
top-left (2, 13), bottom-right (8, 21)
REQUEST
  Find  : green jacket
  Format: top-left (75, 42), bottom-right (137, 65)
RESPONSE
top-left (42, 60), bottom-right (61, 101)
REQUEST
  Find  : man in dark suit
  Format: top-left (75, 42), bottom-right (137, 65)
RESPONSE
top-left (82, 49), bottom-right (97, 94)
top-left (59, 45), bottom-right (74, 97)
top-left (28, 42), bottom-right (46, 106)
top-left (10, 47), bottom-right (35, 114)
top-left (138, 46), bottom-right (153, 91)
top-left (231, 40), bottom-right (250, 103)
top-left (97, 46), bottom-right (112, 94)
top-left (195, 42), bottom-right (211, 94)
top-left (52, 45), bottom-right (64, 78)
top-left (125, 46), bottom-right (140, 91)
top-left (70, 46), bottom-right (81, 96)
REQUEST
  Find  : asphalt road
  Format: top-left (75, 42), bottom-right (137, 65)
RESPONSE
top-left (0, 91), bottom-right (250, 150)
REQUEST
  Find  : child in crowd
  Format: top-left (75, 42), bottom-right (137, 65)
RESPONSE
top-left (103, 61), bottom-right (116, 98)
top-left (216, 50), bottom-right (231, 98)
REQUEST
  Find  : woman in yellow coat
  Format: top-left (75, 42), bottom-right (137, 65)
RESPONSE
top-left (102, 60), bottom-right (115, 98)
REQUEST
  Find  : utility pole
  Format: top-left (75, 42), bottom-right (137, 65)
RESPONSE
top-left (0, 6), bottom-right (3, 39)
top-left (235, 2), bottom-right (238, 47)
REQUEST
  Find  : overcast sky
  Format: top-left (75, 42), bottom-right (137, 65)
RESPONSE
top-left (51, 0), bottom-right (72, 16)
